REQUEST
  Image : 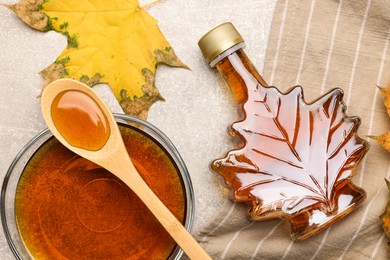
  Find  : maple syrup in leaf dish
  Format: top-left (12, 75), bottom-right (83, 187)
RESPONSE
top-left (198, 22), bottom-right (369, 240)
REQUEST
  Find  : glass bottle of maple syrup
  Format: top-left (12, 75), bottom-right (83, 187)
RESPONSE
top-left (198, 22), bottom-right (368, 240)
top-left (198, 22), bottom-right (267, 103)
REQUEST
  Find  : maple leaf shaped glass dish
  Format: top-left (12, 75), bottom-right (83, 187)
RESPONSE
top-left (199, 23), bottom-right (369, 240)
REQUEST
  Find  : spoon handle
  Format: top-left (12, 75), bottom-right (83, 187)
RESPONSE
top-left (108, 155), bottom-right (211, 260)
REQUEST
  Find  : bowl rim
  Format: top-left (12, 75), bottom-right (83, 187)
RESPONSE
top-left (1, 113), bottom-right (194, 260)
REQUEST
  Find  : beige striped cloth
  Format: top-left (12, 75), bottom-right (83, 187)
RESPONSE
top-left (196, 0), bottom-right (390, 259)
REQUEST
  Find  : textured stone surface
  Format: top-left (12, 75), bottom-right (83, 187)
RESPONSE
top-left (0, 0), bottom-right (276, 258)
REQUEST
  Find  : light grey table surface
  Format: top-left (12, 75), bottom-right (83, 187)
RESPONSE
top-left (0, 0), bottom-right (277, 258)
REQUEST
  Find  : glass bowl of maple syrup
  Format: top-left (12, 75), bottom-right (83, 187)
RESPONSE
top-left (1, 113), bottom-right (194, 259)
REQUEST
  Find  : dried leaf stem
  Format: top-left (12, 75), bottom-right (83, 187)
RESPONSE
top-left (141, 0), bottom-right (162, 9)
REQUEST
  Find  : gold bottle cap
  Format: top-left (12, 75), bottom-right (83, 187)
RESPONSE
top-left (198, 22), bottom-right (244, 65)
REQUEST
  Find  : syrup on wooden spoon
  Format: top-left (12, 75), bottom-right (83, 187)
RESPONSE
top-left (41, 78), bottom-right (211, 260)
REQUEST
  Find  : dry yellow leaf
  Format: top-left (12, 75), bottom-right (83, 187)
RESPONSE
top-left (7, 0), bottom-right (187, 119)
top-left (371, 132), bottom-right (390, 152)
top-left (380, 84), bottom-right (390, 118)
top-left (369, 84), bottom-right (390, 152)
top-left (381, 179), bottom-right (390, 257)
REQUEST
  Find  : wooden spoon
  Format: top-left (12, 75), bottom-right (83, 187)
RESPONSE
top-left (41, 78), bottom-right (211, 260)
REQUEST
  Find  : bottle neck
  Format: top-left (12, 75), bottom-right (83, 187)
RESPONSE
top-left (213, 47), bottom-right (268, 104)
